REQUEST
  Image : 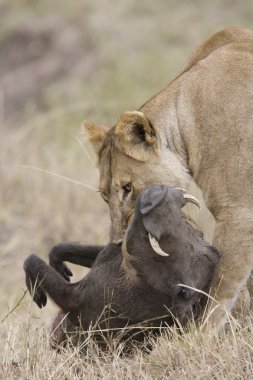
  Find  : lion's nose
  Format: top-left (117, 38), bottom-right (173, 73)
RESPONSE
top-left (140, 185), bottom-right (168, 215)
top-left (110, 221), bottom-right (124, 244)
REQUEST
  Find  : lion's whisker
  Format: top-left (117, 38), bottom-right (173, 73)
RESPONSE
top-left (74, 134), bottom-right (96, 168)
top-left (21, 164), bottom-right (98, 191)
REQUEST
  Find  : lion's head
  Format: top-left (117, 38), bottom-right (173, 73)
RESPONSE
top-left (84, 110), bottom-right (189, 243)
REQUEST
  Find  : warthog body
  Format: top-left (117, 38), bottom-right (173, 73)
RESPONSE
top-left (24, 186), bottom-right (220, 346)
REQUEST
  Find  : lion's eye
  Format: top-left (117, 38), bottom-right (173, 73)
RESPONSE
top-left (122, 183), bottom-right (132, 198)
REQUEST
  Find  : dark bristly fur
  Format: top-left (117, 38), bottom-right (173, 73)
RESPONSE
top-left (24, 186), bottom-right (220, 349)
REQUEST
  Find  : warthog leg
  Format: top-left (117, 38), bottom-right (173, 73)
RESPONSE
top-left (24, 254), bottom-right (81, 313)
top-left (48, 243), bottom-right (104, 281)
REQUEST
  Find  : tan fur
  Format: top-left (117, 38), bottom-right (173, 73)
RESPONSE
top-left (84, 28), bottom-right (253, 331)
top-left (83, 121), bottom-right (108, 155)
top-left (115, 111), bottom-right (158, 161)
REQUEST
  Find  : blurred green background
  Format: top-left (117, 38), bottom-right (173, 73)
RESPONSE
top-left (0, 0), bottom-right (252, 330)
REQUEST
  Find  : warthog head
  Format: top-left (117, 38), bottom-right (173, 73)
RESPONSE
top-left (121, 185), bottom-right (220, 320)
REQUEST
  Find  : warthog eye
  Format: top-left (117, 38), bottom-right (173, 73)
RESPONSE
top-left (177, 287), bottom-right (192, 301)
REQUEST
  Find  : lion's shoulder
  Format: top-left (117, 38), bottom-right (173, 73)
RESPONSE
top-left (178, 28), bottom-right (253, 79)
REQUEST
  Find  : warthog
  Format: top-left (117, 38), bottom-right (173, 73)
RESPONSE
top-left (24, 186), bottom-right (220, 347)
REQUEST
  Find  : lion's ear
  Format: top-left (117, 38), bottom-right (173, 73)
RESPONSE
top-left (115, 111), bottom-right (157, 161)
top-left (83, 121), bottom-right (108, 155)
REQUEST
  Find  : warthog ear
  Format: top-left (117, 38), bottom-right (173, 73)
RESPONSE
top-left (115, 111), bottom-right (158, 161)
top-left (83, 121), bottom-right (108, 155)
top-left (140, 185), bottom-right (168, 215)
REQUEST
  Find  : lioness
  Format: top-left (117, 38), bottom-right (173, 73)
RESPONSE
top-left (84, 28), bottom-right (253, 331)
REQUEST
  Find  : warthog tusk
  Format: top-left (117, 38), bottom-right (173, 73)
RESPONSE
top-left (148, 233), bottom-right (169, 257)
top-left (175, 188), bottom-right (200, 208)
top-left (183, 194), bottom-right (200, 208)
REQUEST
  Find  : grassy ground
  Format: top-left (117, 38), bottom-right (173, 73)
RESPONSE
top-left (1, 1), bottom-right (253, 378)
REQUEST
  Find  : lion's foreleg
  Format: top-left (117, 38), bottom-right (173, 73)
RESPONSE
top-left (200, 211), bottom-right (253, 332)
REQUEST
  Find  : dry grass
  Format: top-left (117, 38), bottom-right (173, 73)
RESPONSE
top-left (1, 1), bottom-right (253, 379)
top-left (1, 308), bottom-right (253, 379)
